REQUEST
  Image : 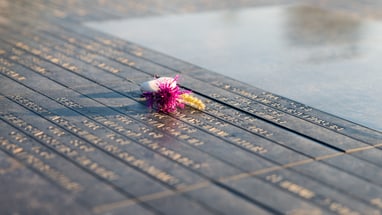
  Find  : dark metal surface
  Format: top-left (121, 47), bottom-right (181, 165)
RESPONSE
top-left (0, 1), bottom-right (382, 214)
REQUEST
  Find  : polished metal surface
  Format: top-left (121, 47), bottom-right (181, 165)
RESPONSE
top-left (1, 1), bottom-right (382, 214)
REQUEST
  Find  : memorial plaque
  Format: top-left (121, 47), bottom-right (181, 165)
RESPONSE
top-left (1, 0), bottom-right (382, 214)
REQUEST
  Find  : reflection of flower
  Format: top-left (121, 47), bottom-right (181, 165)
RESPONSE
top-left (140, 75), bottom-right (205, 113)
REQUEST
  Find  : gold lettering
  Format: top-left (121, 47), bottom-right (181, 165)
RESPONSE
top-left (56, 97), bottom-right (83, 108)
top-left (106, 133), bottom-right (130, 146)
top-left (265, 174), bottom-right (283, 183)
top-left (77, 156), bottom-right (118, 180)
top-left (220, 82), bottom-right (345, 131)
top-left (228, 137), bottom-right (267, 154)
top-left (187, 138), bottom-right (204, 146)
top-left (322, 198), bottom-right (360, 215)
top-left (48, 126), bottom-right (65, 137)
top-left (68, 140), bottom-right (87, 150)
top-left (9, 131), bottom-right (27, 143)
top-left (0, 67), bottom-right (26, 81)
top-left (247, 125), bottom-right (273, 137)
top-left (82, 120), bottom-right (101, 130)
top-left (279, 181), bottom-right (315, 199)
top-left (0, 137), bottom-right (82, 192)
top-left (115, 115), bottom-right (132, 125)
top-left (31, 146), bottom-right (55, 159)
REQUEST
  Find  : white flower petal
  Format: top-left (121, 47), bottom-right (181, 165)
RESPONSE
top-left (140, 77), bottom-right (176, 92)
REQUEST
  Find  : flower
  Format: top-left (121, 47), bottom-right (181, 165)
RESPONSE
top-left (140, 75), bottom-right (205, 113)
top-left (141, 75), bottom-right (190, 113)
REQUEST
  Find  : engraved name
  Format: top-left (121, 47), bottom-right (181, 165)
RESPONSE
top-left (1, 113), bottom-right (119, 181)
top-left (214, 81), bottom-right (344, 131)
top-left (0, 136), bottom-right (82, 192)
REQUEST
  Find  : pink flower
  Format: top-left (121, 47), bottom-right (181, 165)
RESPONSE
top-left (141, 75), bottom-right (190, 113)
